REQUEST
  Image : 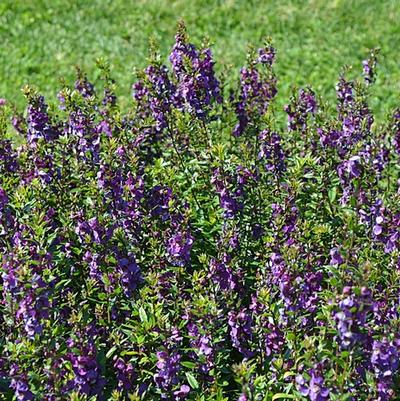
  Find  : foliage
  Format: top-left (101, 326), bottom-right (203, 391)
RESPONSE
top-left (0, 24), bottom-right (400, 401)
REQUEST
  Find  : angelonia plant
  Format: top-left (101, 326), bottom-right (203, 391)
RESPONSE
top-left (0, 22), bottom-right (400, 401)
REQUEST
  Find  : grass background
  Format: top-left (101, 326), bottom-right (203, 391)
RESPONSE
top-left (0, 0), bottom-right (399, 118)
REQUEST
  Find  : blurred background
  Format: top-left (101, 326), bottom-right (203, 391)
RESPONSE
top-left (0, 0), bottom-right (399, 117)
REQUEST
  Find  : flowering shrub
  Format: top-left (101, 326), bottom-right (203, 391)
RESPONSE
top-left (0, 23), bottom-right (400, 401)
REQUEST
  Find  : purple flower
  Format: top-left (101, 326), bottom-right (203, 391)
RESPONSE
top-left (114, 357), bottom-right (136, 391)
top-left (296, 368), bottom-right (330, 401)
top-left (334, 286), bottom-right (372, 349)
top-left (10, 377), bottom-right (34, 401)
top-left (370, 338), bottom-right (400, 401)
top-left (148, 186), bottom-right (174, 221)
top-left (154, 351), bottom-right (181, 393)
top-left (0, 139), bottom-right (19, 172)
top-left (284, 88), bottom-right (317, 132)
top-left (74, 71), bottom-right (95, 98)
top-left (169, 23), bottom-right (221, 119)
top-left (167, 230), bottom-right (194, 266)
top-left (257, 45), bottom-right (276, 66)
top-left (329, 247), bottom-right (343, 265)
top-left (258, 129), bottom-right (286, 176)
top-left (362, 49), bottom-right (378, 84)
top-left (228, 309), bottom-right (254, 358)
top-left (0, 187), bottom-right (8, 209)
top-left (212, 166), bottom-right (255, 218)
top-left (117, 255), bottom-right (142, 296)
top-left (208, 257), bottom-right (237, 291)
top-left (133, 63), bottom-right (175, 132)
top-left (26, 95), bottom-right (59, 144)
top-left (392, 108), bottom-right (400, 155)
top-left (67, 345), bottom-right (105, 397)
top-left (173, 384), bottom-right (190, 400)
top-left (233, 45), bottom-right (277, 137)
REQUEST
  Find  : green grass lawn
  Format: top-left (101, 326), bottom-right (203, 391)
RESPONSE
top-left (1, 0), bottom-right (399, 118)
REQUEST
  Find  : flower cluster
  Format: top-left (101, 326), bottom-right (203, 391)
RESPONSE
top-left (0, 26), bottom-right (399, 401)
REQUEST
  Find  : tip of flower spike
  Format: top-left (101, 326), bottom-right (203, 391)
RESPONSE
top-left (176, 19), bottom-right (188, 42)
top-left (0, 98), bottom-right (6, 106)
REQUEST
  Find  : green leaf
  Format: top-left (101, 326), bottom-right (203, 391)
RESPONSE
top-left (185, 372), bottom-right (199, 389)
top-left (106, 345), bottom-right (117, 359)
top-left (328, 186), bottom-right (337, 203)
top-left (272, 394), bottom-right (297, 400)
top-left (181, 361), bottom-right (196, 369)
top-left (138, 307), bottom-right (148, 323)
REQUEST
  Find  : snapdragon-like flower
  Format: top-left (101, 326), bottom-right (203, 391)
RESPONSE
top-left (67, 108), bottom-right (100, 161)
top-left (10, 365), bottom-right (34, 401)
top-left (228, 309), bottom-right (254, 358)
top-left (296, 367), bottom-right (330, 401)
top-left (148, 185), bottom-right (174, 221)
top-left (11, 270), bottom-right (50, 339)
top-left (169, 23), bottom-right (221, 119)
top-left (334, 76), bottom-right (374, 154)
top-left (0, 139), bottom-right (19, 173)
top-left (117, 254), bottom-right (142, 296)
top-left (212, 166), bottom-right (256, 218)
top-left (187, 321), bottom-right (214, 381)
top-left (258, 129), bottom-right (286, 176)
top-left (392, 108), bottom-right (400, 155)
top-left (337, 155), bottom-right (363, 204)
top-left (284, 88), bottom-right (317, 132)
top-left (113, 357), bottom-right (136, 392)
top-left (74, 71), bottom-right (95, 98)
top-left (154, 350), bottom-right (181, 395)
top-left (334, 286), bottom-right (372, 349)
top-left (167, 229), bottom-right (194, 266)
top-left (362, 49), bottom-right (379, 84)
top-left (26, 95), bottom-right (59, 144)
top-left (250, 294), bottom-right (285, 357)
top-left (233, 45), bottom-right (277, 136)
top-left (208, 256), bottom-right (237, 291)
top-left (370, 338), bottom-right (400, 401)
top-left (329, 247), bottom-right (344, 265)
top-left (133, 63), bottom-right (175, 132)
top-left (67, 344), bottom-right (105, 397)
top-left (257, 45), bottom-right (276, 66)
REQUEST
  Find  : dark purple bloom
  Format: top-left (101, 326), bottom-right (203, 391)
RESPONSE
top-left (169, 24), bottom-right (221, 119)
top-left (133, 63), bottom-right (175, 132)
top-left (334, 286), bottom-right (372, 349)
top-left (208, 257), bottom-right (237, 291)
top-left (154, 351), bottom-right (181, 393)
top-left (329, 247), bottom-right (343, 265)
top-left (392, 108), bottom-right (400, 155)
top-left (118, 255), bottom-right (142, 296)
top-left (362, 49), bottom-right (378, 84)
top-left (114, 357), bottom-right (136, 391)
top-left (67, 345), bottom-right (105, 397)
top-left (370, 338), bottom-right (400, 401)
top-left (10, 365), bottom-right (34, 401)
top-left (148, 186), bottom-right (174, 221)
top-left (75, 72), bottom-right (95, 98)
top-left (26, 95), bottom-right (59, 144)
top-left (258, 129), bottom-right (286, 176)
top-left (167, 229), bottom-right (194, 266)
top-left (284, 88), bottom-right (317, 132)
top-left (296, 367), bottom-right (330, 401)
top-left (233, 45), bottom-right (276, 137)
top-left (228, 309), bottom-right (254, 358)
top-left (257, 45), bottom-right (276, 66)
